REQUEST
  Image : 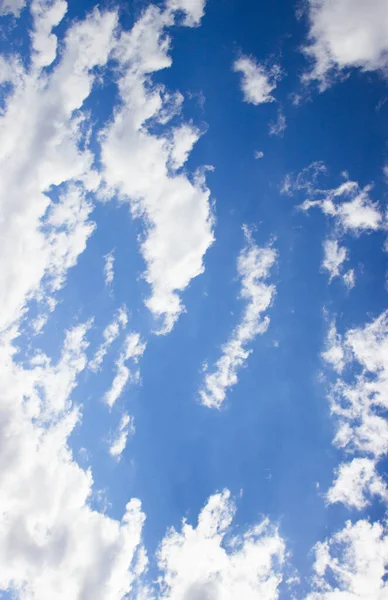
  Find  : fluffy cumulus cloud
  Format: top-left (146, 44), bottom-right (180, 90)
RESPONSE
top-left (0, 3), bottom-right (155, 597)
top-left (100, 3), bottom-right (213, 334)
top-left (322, 311), bottom-right (388, 509)
top-left (303, 0), bottom-right (388, 88)
top-left (0, 0), bottom-right (117, 334)
top-left (105, 333), bottom-right (146, 408)
top-left (154, 489), bottom-right (286, 600)
top-left (200, 230), bottom-right (277, 408)
top-left (306, 519), bottom-right (388, 599)
top-left (0, 324), bottom-right (147, 599)
top-left (233, 55), bottom-right (280, 105)
top-left (327, 458), bottom-right (388, 510)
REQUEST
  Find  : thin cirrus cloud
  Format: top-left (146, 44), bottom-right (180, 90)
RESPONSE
top-left (233, 54), bottom-right (280, 105)
top-left (200, 229), bottom-right (277, 409)
top-left (302, 0), bottom-right (388, 88)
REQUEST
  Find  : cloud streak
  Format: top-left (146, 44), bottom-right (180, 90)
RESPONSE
top-left (200, 230), bottom-right (277, 408)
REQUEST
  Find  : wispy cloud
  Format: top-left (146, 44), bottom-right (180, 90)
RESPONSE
top-left (200, 229), bottom-right (277, 408)
top-left (109, 412), bottom-right (135, 460)
top-left (89, 306), bottom-right (128, 372)
top-left (322, 311), bottom-right (388, 510)
top-left (105, 332), bottom-right (146, 407)
top-left (104, 250), bottom-right (115, 286)
top-left (268, 108), bottom-right (286, 137)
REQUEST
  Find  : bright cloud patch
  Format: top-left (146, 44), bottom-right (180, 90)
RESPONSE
top-left (200, 231), bottom-right (277, 408)
top-left (0, 323), bottom-right (147, 599)
top-left (300, 179), bottom-right (383, 233)
top-left (322, 311), bottom-right (388, 511)
top-left (155, 489), bottom-right (285, 600)
top-left (327, 458), bottom-right (388, 510)
top-left (303, 0), bottom-right (388, 88)
top-left (307, 519), bottom-right (388, 599)
top-left (100, 4), bottom-right (214, 334)
top-left (233, 55), bottom-right (280, 105)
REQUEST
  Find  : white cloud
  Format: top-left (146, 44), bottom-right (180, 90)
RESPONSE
top-left (0, 324), bottom-right (147, 599)
top-left (233, 55), bottom-right (279, 105)
top-left (303, 0), bottom-right (388, 89)
top-left (100, 4), bottom-right (214, 334)
top-left (166, 0), bottom-right (206, 27)
top-left (155, 489), bottom-right (285, 600)
top-left (200, 230), bottom-right (277, 408)
top-left (343, 268), bottom-right (356, 290)
top-left (300, 180), bottom-right (383, 233)
top-left (306, 519), bottom-right (388, 599)
top-left (109, 413), bottom-right (135, 460)
top-left (326, 458), bottom-right (388, 510)
top-left (0, 0), bottom-right (25, 16)
top-left (254, 150), bottom-right (264, 159)
top-left (0, 0), bottom-right (117, 334)
top-left (104, 250), bottom-right (115, 286)
top-left (268, 108), bottom-right (287, 137)
top-left (89, 306), bottom-right (128, 372)
top-left (281, 161), bottom-right (328, 197)
top-left (0, 5), bottom-right (154, 597)
top-left (105, 333), bottom-right (146, 408)
top-left (322, 238), bottom-right (348, 282)
top-left (321, 321), bottom-right (345, 373)
top-left (323, 311), bottom-right (388, 509)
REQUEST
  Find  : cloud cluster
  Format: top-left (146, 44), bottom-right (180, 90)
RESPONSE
top-left (286, 164), bottom-right (385, 287)
top-left (303, 0), bottom-right (388, 88)
top-left (200, 230), bottom-right (277, 408)
top-left (0, 323), bottom-right (147, 599)
top-left (323, 311), bottom-right (388, 509)
top-left (154, 489), bottom-right (285, 600)
top-left (0, 0), bottom-right (212, 596)
top-left (306, 519), bottom-right (388, 599)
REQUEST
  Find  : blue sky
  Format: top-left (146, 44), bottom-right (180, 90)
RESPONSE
top-left (0, 0), bottom-right (387, 598)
